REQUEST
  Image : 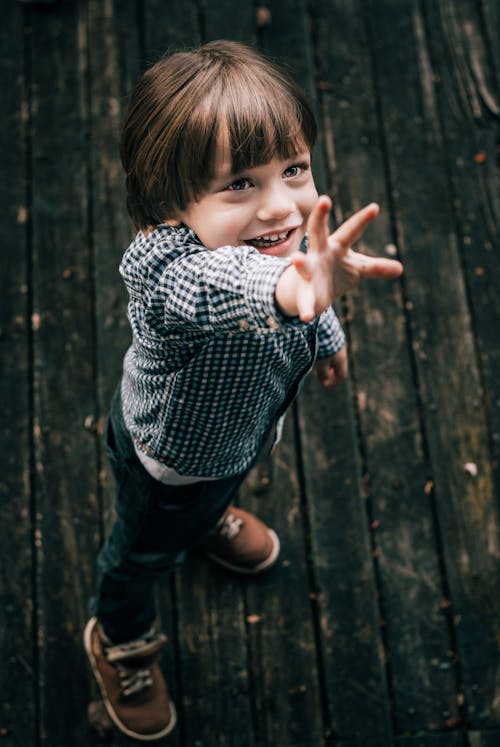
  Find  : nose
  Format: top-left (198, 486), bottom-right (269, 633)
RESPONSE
top-left (256, 182), bottom-right (296, 223)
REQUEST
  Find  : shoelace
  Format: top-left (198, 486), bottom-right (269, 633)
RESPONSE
top-left (116, 663), bottom-right (154, 697)
top-left (218, 513), bottom-right (243, 541)
top-left (103, 629), bottom-right (165, 698)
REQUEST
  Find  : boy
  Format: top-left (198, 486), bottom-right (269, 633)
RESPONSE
top-left (84, 40), bottom-right (402, 741)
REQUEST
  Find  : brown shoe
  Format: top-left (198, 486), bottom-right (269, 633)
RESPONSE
top-left (196, 506), bottom-right (280, 574)
top-left (84, 617), bottom-right (176, 741)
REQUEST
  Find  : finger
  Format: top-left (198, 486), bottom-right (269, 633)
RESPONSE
top-left (355, 255), bottom-right (404, 279)
top-left (291, 252), bottom-right (312, 282)
top-left (330, 202), bottom-right (379, 250)
top-left (296, 283), bottom-right (316, 322)
top-left (318, 366), bottom-right (336, 389)
top-left (307, 195), bottom-right (331, 253)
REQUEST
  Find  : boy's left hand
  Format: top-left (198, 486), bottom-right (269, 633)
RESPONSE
top-left (315, 345), bottom-right (348, 389)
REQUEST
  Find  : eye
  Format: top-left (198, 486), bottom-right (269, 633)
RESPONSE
top-left (283, 162), bottom-right (309, 178)
top-left (226, 177), bottom-right (253, 191)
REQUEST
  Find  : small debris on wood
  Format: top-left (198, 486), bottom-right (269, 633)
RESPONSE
top-left (31, 312), bottom-right (41, 331)
top-left (17, 206), bottom-right (28, 224)
top-left (246, 614), bottom-right (262, 624)
top-left (474, 151), bottom-right (486, 163)
top-left (84, 414), bottom-right (96, 432)
top-left (385, 243), bottom-right (398, 256)
top-left (256, 6), bottom-right (271, 27)
top-left (474, 266), bottom-right (485, 277)
top-left (463, 462), bottom-right (478, 477)
top-left (424, 480), bottom-right (433, 495)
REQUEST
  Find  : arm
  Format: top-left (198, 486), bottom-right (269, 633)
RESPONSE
top-left (275, 197), bottom-right (403, 321)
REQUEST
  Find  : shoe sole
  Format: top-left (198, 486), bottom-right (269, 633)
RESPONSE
top-left (83, 618), bottom-right (177, 742)
top-left (205, 529), bottom-right (280, 575)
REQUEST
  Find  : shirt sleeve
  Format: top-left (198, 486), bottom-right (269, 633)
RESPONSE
top-left (316, 306), bottom-right (345, 358)
top-left (156, 245), bottom-right (303, 333)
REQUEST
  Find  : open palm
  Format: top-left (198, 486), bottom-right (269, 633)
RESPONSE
top-left (290, 196), bottom-right (403, 322)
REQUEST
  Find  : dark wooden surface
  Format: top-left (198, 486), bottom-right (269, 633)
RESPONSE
top-left (1, 1), bottom-right (499, 745)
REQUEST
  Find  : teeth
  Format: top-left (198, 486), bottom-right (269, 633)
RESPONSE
top-left (255, 231), bottom-right (289, 242)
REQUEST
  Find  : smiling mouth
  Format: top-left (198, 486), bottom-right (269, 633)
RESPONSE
top-left (245, 229), bottom-right (295, 249)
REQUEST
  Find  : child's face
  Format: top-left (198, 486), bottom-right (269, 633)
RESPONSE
top-left (175, 148), bottom-right (318, 258)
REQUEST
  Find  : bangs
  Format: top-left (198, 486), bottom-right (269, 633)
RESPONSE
top-left (224, 81), bottom-right (315, 174)
top-left (179, 63), bottom-right (317, 204)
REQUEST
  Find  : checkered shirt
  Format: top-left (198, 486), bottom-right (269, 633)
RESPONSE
top-left (119, 224), bottom-right (345, 478)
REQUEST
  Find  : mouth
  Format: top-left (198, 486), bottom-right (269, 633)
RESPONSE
top-left (245, 227), bottom-right (298, 252)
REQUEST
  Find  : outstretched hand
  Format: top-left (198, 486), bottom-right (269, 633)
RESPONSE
top-left (275, 196), bottom-right (403, 322)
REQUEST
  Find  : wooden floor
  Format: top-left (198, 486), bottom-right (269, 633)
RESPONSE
top-left (1, 0), bottom-right (500, 745)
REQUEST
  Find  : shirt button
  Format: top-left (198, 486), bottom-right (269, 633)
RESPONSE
top-left (239, 319), bottom-right (250, 330)
top-left (266, 315), bottom-right (279, 330)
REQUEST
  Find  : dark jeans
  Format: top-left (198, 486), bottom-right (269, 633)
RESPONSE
top-left (92, 386), bottom-right (249, 643)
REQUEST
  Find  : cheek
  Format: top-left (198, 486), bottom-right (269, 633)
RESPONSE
top-left (300, 183), bottom-right (319, 214)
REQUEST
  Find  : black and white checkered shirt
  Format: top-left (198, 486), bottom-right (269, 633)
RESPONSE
top-left (119, 224), bottom-right (345, 478)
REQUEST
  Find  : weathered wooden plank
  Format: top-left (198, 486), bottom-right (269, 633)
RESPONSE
top-left (312, 0), bottom-right (459, 734)
top-left (468, 729), bottom-right (500, 747)
top-left (144, 0), bottom-right (200, 60)
top-left (425, 0), bottom-right (500, 362)
top-left (241, 418), bottom-right (325, 746)
top-left (27, 3), bottom-right (101, 744)
top-left (476, 1), bottom-right (500, 95)
top-left (173, 560), bottom-right (254, 746)
top-left (297, 376), bottom-right (393, 745)
top-left (85, 0), bottom-right (139, 524)
top-left (396, 733), bottom-right (464, 746)
top-left (203, 0), bottom-right (256, 43)
top-left (258, 0), bottom-right (314, 95)
top-left (419, 1), bottom-right (500, 733)
top-left (367, 0), bottom-right (500, 728)
top-left (0, 4), bottom-right (36, 747)
top-left (423, 0), bottom-right (500, 509)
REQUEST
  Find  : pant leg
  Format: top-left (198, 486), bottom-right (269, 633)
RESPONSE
top-left (92, 385), bottom-right (248, 644)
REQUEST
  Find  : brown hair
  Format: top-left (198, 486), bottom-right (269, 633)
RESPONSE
top-left (120, 40), bottom-right (317, 231)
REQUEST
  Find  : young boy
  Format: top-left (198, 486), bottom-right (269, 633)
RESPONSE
top-left (84, 40), bottom-right (402, 741)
